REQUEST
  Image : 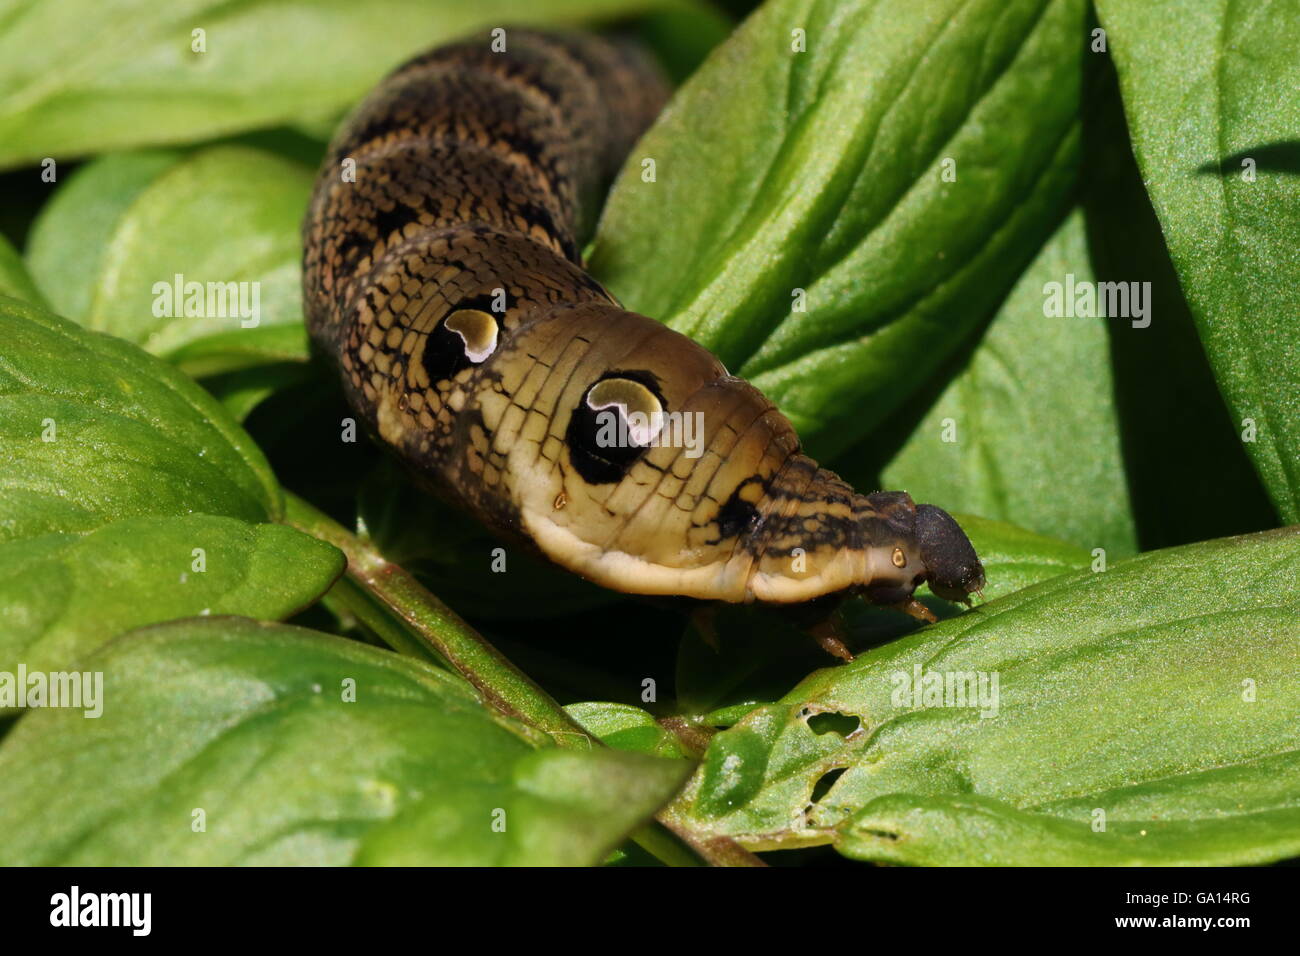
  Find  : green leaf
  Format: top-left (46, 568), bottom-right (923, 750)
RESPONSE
top-left (0, 232), bottom-right (45, 306)
top-left (168, 324), bottom-right (312, 379)
top-left (357, 746), bottom-right (691, 865)
top-left (1081, 63), bottom-right (1278, 549)
top-left (0, 618), bottom-right (691, 866)
top-left (839, 787), bottom-right (1300, 866)
top-left (874, 212), bottom-right (1137, 556)
top-left (0, 516), bottom-right (343, 676)
top-left (201, 362), bottom-right (318, 424)
top-left (590, 0), bottom-right (1087, 459)
top-left (1096, 0), bottom-right (1300, 522)
top-left (0, 295), bottom-right (340, 691)
top-left (27, 146), bottom-right (313, 363)
top-left (675, 515), bottom-right (1088, 717)
top-left (566, 701), bottom-right (687, 758)
top-left (26, 150), bottom-right (183, 320)
top-left (668, 527), bottom-right (1300, 865)
top-left (0, 297), bottom-right (281, 538)
top-left (0, 0), bottom-right (676, 170)
top-left (169, 324), bottom-right (316, 423)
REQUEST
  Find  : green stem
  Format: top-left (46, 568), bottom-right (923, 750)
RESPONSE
top-left (322, 574), bottom-right (446, 668)
top-left (285, 492), bottom-right (584, 740)
top-left (281, 491), bottom-right (763, 868)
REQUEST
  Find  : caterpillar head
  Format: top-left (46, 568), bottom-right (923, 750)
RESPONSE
top-left (914, 503), bottom-right (985, 603)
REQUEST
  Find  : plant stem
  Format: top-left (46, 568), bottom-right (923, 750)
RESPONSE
top-left (323, 573), bottom-right (447, 668)
top-left (281, 491), bottom-right (763, 868)
top-left (285, 492), bottom-right (584, 739)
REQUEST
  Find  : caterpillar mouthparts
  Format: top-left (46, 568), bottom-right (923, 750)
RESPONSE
top-left (302, 27), bottom-right (985, 623)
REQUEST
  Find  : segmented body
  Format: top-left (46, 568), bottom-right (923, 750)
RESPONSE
top-left (303, 28), bottom-right (984, 608)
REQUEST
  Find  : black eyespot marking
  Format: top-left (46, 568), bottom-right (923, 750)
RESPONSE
top-left (420, 307), bottom-right (502, 383)
top-left (419, 289), bottom-right (512, 385)
top-left (566, 369), bottom-right (666, 484)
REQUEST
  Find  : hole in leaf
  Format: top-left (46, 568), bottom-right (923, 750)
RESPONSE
top-left (809, 767), bottom-right (846, 804)
top-left (860, 828), bottom-right (900, 841)
top-left (807, 711), bottom-right (860, 737)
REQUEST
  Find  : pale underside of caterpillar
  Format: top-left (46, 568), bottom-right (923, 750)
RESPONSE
top-left (303, 27), bottom-right (985, 622)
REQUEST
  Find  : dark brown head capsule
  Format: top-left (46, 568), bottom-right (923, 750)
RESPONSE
top-left (914, 503), bottom-right (986, 603)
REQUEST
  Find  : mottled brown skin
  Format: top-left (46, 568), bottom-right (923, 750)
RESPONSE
top-left (303, 27), bottom-right (985, 614)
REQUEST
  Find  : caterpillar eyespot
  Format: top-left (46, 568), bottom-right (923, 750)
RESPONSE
top-left (566, 371), bottom-right (667, 484)
top-left (302, 27), bottom-right (985, 622)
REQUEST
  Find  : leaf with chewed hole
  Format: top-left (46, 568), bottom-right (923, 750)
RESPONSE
top-left (666, 527), bottom-right (1300, 865)
top-left (0, 618), bottom-right (692, 866)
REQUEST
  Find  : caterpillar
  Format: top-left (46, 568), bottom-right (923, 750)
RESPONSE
top-left (302, 27), bottom-right (985, 641)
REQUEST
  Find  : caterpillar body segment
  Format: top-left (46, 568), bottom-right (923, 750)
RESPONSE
top-left (303, 28), bottom-right (985, 615)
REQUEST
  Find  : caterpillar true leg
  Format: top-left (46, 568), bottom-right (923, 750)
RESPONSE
top-left (807, 615), bottom-right (855, 663)
top-left (303, 28), bottom-right (986, 627)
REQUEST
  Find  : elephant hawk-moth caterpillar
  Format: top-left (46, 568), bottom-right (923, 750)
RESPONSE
top-left (303, 27), bottom-right (985, 626)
